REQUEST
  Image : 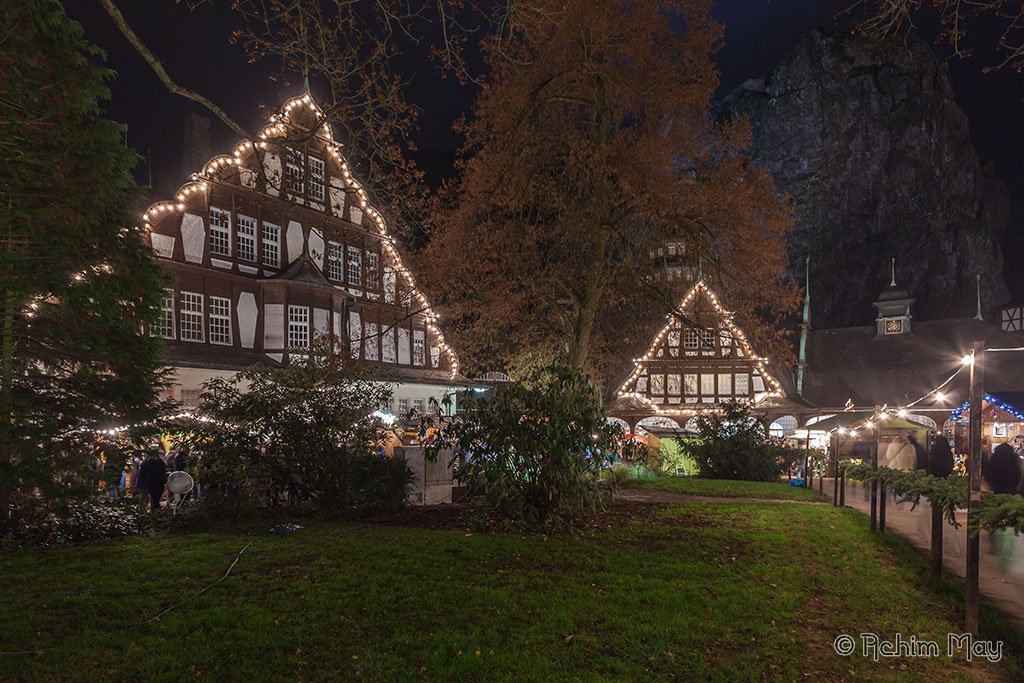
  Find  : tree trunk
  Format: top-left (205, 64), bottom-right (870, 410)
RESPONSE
top-left (0, 288), bottom-right (15, 533)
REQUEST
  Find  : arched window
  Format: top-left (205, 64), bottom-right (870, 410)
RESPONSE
top-left (606, 417), bottom-right (630, 433)
top-left (636, 416), bottom-right (680, 436)
top-left (769, 415), bottom-right (799, 438)
top-left (904, 414), bottom-right (937, 429)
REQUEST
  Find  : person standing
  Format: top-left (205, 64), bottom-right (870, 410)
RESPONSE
top-left (927, 435), bottom-right (954, 478)
top-left (986, 443), bottom-right (1022, 494)
top-left (138, 449), bottom-right (168, 512)
top-left (908, 434), bottom-right (929, 471)
top-left (887, 434), bottom-right (916, 471)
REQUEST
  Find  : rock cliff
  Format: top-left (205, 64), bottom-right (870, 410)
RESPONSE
top-left (726, 28), bottom-right (1010, 328)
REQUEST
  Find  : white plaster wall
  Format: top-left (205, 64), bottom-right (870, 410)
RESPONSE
top-left (329, 186), bottom-right (345, 216)
top-left (349, 310), bottom-right (361, 358)
top-left (264, 303), bottom-right (284, 350)
top-left (397, 328), bottom-right (411, 365)
top-left (307, 228), bottom-right (326, 269)
top-left (349, 204), bottom-right (363, 226)
top-left (313, 308), bottom-right (329, 337)
top-left (286, 221), bottom-right (303, 264)
top-left (237, 292), bottom-right (258, 348)
top-left (263, 153), bottom-right (282, 196)
top-left (180, 212), bottom-right (205, 264)
top-left (151, 233), bottom-right (175, 259)
top-left (383, 328), bottom-right (397, 363)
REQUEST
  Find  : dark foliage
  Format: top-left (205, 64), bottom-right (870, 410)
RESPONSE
top-left (426, 364), bottom-right (623, 526)
top-left (687, 403), bottom-right (787, 482)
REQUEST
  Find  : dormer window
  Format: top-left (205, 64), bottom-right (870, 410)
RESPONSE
top-left (308, 156), bottom-right (325, 203)
top-left (285, 148), bottom-right (304, 198)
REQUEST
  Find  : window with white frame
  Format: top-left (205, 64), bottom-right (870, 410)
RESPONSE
top-left (700, 374), bottom-right (714, 395)
top-left (699, 329), bottom-right (715, 349)
top-left (285, 148), bottom-right (304, 197)
top-left (412, 332), bottom-right (425, 366)
top-left (734, 373), bottom-right (750, 396)
top-left (180, 389), bottom-right (201, 408)
top-left (347, 246), bottom-right (362, 285)
top-left (236, 215), bottom-right (257, 262)
top-left (366, 251), bottom-right (380, 289)
top-left (154, 289), bottom-right (175, 339)
top-left (398, 398), bottom-right (410, 413)
top-left (327, 241), bottom-right (344, 281)
top-left (262, 222), bottom-right (280, 267)
top-left (683, 328), bottom-right (699, 349)
top-left (209, 207), bottom-right (231, 256)
top-left (287, 305), bottom-right (310, 349)
top-left (666, 374), bottom-right (681, 395)
top-left (180, 292), bottom-right (204, 342)
top-left (684, 373), bottom-right (697, 394)
top-left (650, 374), bottom-right (665, 394)
top-left (717, 373), bottom-right (732, 396)
top-left (308, 156), bottom-right (325, 203)
top-left (209, 296), bottom-right (232, 345)
top-left (413, 398), bottom-right (425, 414)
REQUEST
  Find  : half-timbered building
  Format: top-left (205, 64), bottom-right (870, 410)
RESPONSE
top-left (142, 91), bottom-right (466, 411)
top-left (609, 280), bottom-right (785, 433)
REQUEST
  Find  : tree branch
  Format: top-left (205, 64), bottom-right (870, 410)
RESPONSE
top-left (96, 0), bottom-right (253, 139)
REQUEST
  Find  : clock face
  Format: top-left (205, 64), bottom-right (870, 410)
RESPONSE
top-left (885, 319), bottom-right (904, 335)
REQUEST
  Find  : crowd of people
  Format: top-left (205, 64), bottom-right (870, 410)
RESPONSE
top-left (877, 432), bottom-right (1023, 494)
top-left (100, 440), bottom-right (200, 511)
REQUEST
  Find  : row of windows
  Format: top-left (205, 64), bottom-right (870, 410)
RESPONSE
top-left (209, 207), bottom-right (281, 268)
top-left (156, 290), bottom-right (232, 345)
top-left (664, 327), bottom-right (732, 349)
top-left (284, 149), bottom-right (325, 204)
top-left (327, 242), bottom-right (380, 288)
top-left (642, 372), bottom-right (752, 397)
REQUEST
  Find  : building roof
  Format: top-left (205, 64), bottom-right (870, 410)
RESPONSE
top-left (802, 317), bottom-right (1024, 410)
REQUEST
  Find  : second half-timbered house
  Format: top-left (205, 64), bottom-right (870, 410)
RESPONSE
top-left (142, 91), bottom-right (467, 413)
top-left (609, 280), bottom-right (784, 432)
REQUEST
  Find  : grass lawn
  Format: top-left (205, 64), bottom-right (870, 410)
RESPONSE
top-left (628, 476), bottom-right (827, 501)
top-left (1, 502), bottom-right (1020, 681)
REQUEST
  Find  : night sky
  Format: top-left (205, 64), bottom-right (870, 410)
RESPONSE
top-left (65, 0), bottom-right (1024, 297)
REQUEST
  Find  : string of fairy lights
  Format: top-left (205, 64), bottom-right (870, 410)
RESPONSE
top-left (615, 280), bottom-right (783, 416)
top-left (141, 92), bottom-right (460, 380)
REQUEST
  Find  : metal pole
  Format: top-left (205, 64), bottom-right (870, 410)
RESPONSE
top-left (803, 426), bottom-right (811, 488)
top-left (965, 343), bottom-right (984, 635)
top-left (870, 409), bottom-right (880, 532)
top-left (839, 468), bottom-right (845, 506)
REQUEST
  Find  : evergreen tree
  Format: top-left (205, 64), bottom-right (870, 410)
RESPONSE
top-left (0, 0), bottom-right (167, 530)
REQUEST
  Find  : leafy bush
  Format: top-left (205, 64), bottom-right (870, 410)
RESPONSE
top-left (426, 363), bottom-right (623, 526)
top-left (188, 339), bottom-right (412, 516)
top-left (686, 402), bottom-right (786, 482)
top-left (5, 499), bottom-right (150, 548)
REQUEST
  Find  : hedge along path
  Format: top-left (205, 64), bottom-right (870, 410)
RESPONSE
top-left (841, 462), bottom-right (1024, 535)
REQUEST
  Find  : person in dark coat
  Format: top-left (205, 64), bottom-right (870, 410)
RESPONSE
top-left (173, 445), bottom-right (188, 473)
top-left (138, 452), bottom-right (168, 512)
top-left (908, 434), bottom-right (929, 471)
top-left (927, 435), bottom-right (954, 478)
top-left (986, 443), bottom-right (1022, 494)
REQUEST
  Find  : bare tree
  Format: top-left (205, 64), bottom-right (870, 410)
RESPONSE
top-left (848, 0), bottom-right (1024, 72)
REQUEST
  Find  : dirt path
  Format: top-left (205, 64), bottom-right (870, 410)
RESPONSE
top-left (617, 487), bottom-right (829, 505)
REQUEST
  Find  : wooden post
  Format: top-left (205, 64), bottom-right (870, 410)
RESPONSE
top-left (839, 468), bottom-right (846, 506)
top-left (930, 503), bottom-right (944, 585)
top-left (965, 343), bottom-right (984, 635)
top-left (879, 480), bottom-right (887, 532)
top-left (870, 409), bottom-right (880, 532)
top-left (832, 433), bottom-right (840, 506)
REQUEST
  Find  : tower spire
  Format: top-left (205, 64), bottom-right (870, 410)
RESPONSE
top-left (797, 255), bottom-right (811, 397)
top-left (975, 274), bottom-right (983, 321)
